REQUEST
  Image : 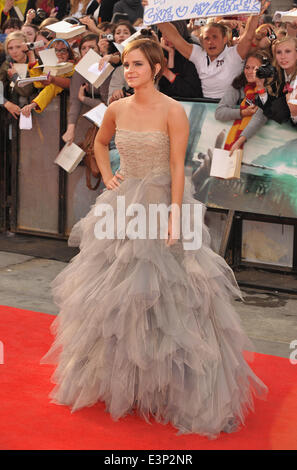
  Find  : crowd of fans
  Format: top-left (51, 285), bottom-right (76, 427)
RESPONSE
top-left (0, 0), bottom-right (296, 161)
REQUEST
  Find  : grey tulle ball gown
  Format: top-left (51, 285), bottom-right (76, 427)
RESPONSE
top-left (41, 128), bottom-right (268, 438)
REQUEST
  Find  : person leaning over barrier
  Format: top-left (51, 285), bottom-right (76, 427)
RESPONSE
top-left (21, 38), bottom-right (76, 117)
top-left (215, 49), bottom-right (270, 155)
top-left (62, 33), bottom-right (111, 145)
top-left (255, 36), bottom-right (297, 126)
top-left (141, 0), bottom-right (267, 100)
top-left (0, 31), bottom-right (34, 119)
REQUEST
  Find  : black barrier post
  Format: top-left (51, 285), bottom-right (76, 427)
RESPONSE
top-left (293, 226), bottom-right (297, 272)
top-left (9, 112), bottom-right (20, 233)
top-left (0, 109), bottom-right (8, 232)
top-left (58, 91), bottom-right (68, 236)
top-left (232, 214), bottom-right (243, 268)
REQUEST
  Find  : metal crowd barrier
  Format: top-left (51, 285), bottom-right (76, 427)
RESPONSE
top-left (4, 91), bottom-right (102, 239)
top-left (1, 93), bottom-right (297, 274)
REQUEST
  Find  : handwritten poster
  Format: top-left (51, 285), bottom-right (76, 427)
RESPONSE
top-left (143, 0), bottom-right (261, 25)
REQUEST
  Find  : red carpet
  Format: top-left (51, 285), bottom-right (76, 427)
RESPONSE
top-left (0, 305), bottom-right (296, 450)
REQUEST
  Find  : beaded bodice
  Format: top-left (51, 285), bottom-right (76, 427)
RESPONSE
top-left (115, 129), bottom-right (170, 178)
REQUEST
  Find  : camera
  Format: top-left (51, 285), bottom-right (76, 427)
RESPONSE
top-left (267, 30), bottom-right (277, 41)
top-left (36, 8), bottom-right (47, 21)
top-left (33, 8), bottom-right (47, 25)
top-left (232, 28), bottom-right (240, 38)
top-left (256, 60), bottom-right (276, 79)
top-left (102, 34), bottom-right (114, 42)
top-left (194, 18), bottom-right (207, 27)
top-left (26, 40), bottom-right (44, 50)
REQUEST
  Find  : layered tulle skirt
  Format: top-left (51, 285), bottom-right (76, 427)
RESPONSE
top-left (41, 173), bottom-right (267, 438)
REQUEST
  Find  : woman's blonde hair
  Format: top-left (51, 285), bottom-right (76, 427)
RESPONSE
top-left (4, 31), bottom-right (26, 54)
top-left (269, 36), bottom-right (297, 95)
top-left (122, 38), bottom-right (165, 81)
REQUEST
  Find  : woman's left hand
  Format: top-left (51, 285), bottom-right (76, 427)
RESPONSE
top-left (49, 7), bottom-right (58, 18)
top-left (41, 73), bottom-right (54, 86)
top-left (105, 172), bottom-right (124, 190)
top-left (98, 55), bottom-right (110, 71)
top-left (166, 212), bottom-right (180, 247)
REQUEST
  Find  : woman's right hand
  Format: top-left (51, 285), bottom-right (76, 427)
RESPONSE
top-left (62, 124), bottom-right (75, 145)
top-left (109, 89), bottom-right (125, 103)
top-left (25, 8), bottom-right (36, 24)
top-left (98, 38), bottom-right (109, 55)
top-left (4, 101), bottom-right (21, 119)
top-left (241, 105), bottom-right (258, 117)
top-left (7, 63), bottom-right (17, 79)
top-left (230, 135), bottom-right (246, 155)
top-left (21, 103), bottom-right (36, 117)
top-left (105, 172), bottom-right (124, 190)
top-left (3, 0), bottom-right (14, 13)
top-left (80, 16), bottom-right (97, 33)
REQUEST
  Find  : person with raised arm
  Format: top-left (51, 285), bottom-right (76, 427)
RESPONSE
top-left (141, 0), bottom-right (267, 99)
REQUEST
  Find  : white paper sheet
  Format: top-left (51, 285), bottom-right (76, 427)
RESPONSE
top-left (88, 62), bottom-right (108, 77)
top-left (210, 149), bottom-right (236, 179)
top-left (83, 103), bottom-right (107, 127)
top-left (39, 49), bottom-right (58, 66)
top-left (14, 64), bottom-right (27, 79)
top-left (19, 113), bottom-right (32, 130)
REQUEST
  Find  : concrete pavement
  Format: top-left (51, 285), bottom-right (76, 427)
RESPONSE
top-left (0, 248), bottom-right (297, 361)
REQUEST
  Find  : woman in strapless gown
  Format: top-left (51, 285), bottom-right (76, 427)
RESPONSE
top-left (41, 39), bottom-right (267, 438)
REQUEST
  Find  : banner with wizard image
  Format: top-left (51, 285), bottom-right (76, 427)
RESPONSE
top-left (143, 0), bottom-right (261, 25)
top-left (181, 101), bottom-right (297, 220)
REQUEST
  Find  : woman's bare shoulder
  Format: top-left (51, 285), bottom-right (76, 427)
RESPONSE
top-left (159, 94), bottom-right (188, 125)
top-left (160, 93), bottom-right (187, 114)
top-left (107, 96), bottom-right (132, 116)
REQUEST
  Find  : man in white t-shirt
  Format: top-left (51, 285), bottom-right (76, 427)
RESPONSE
top-left (156, 15), bottom-right (260, 99)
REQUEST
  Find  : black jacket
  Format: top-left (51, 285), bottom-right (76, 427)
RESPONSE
top-left (256, 72), bottom-right (296, 126)
top-left (158, 50), bottom-right (203, 99)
